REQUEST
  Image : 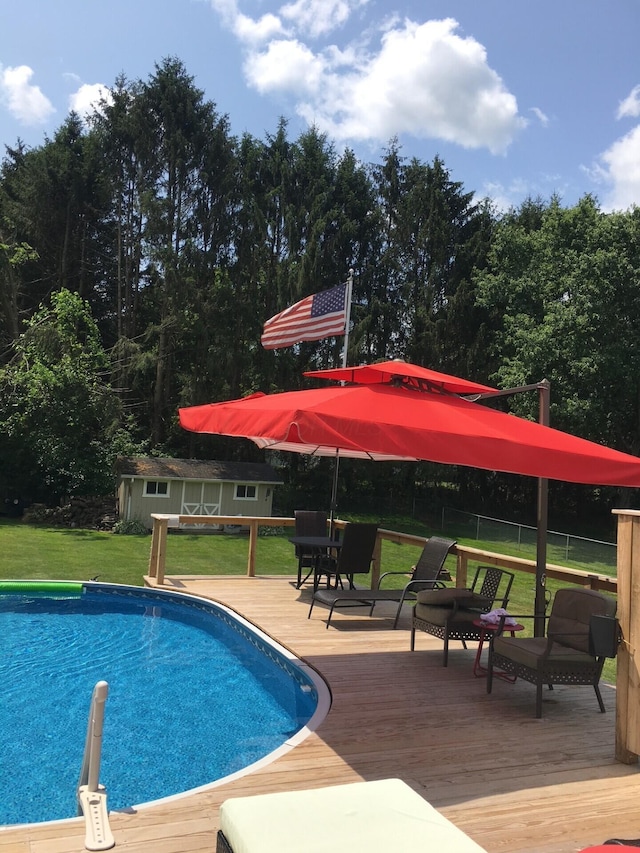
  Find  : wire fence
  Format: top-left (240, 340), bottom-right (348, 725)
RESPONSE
top-left (439, 506), bottom-right (617, 574)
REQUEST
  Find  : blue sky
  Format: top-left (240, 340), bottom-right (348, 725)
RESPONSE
top-left (1, 0), bottom-right (639, 212)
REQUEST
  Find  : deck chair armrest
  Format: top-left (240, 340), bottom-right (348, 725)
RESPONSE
top-left (403, 579), bottom-right (446, 594)
top-left (376, 571), bottom-right (445, 591)
top-left (492, 613), bottom-right (549, 635)
top-left (377, 570), bottom-right (413, 588)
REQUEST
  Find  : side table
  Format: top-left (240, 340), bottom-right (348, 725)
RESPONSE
top-left (472, 618), bottom-right (524, 681)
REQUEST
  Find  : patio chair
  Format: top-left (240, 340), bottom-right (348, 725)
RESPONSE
top-left (293, 510), bottom-right (328, 588)
top-left (411, 565), bottom-right (515, 666)
top-left (487, 586), bottom-right (618, 718)
top-left (308, 536), bottom-right (456, 629)
top-left (307, 522), bottom-right (378, 610)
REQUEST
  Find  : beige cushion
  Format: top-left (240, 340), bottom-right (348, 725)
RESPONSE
top-left (416, 588), bottom-right (489, 608)
top-left (219, 778), bottom-right (487, 853)
top-left (493, 636), bottom-right (596, 668)
top-left (414, 603), bottom-right (483, 627)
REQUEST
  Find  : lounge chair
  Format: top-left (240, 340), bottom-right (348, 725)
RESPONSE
top-left (293, 510), bottom-right (328, 588)
top-left (411, 566), bottom-right (515, 665)
top-left (216, 778), bottom-right (488, 852)
top-left (308, 535), bottom-right (456, 628)
top-left (487, 586), bottom-right (618, 717)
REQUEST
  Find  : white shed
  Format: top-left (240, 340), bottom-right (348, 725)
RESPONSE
top-left (116, 457), bottom-right (282, 529)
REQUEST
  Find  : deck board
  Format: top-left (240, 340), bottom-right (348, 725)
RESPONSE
top-left (2, 574), bottom-right (640, 853)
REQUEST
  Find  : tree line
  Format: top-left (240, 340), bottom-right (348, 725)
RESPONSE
top-left (1, 57), bottom-right (639, 525)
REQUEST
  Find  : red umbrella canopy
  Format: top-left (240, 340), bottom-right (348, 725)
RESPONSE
top-left (304, 360), bottom-right (496, 396)
top-left (179, 382), bottom-right (640, 488)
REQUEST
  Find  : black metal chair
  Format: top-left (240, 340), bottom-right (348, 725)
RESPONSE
top-left (293, 510), bottom-right (328, 588)
top-left (308, 536), bottom-right (456, 629)
top-left (308, 523), bottom-right (378, 618)
top-left (411, 566), bottom-right (515, 665)
top-left (487, 587), bottom-right (618, 718)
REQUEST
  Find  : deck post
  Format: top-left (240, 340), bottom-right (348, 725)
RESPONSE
top-left (247, 521), bottom-right (258, 576)
top-left (153, 517), bottom-right (169, 585)
top-left (613, 509), bottom-right (640, 764)
top-left (148, 517), bottom-right (161, 578)
top-left (455, 548), bottom-right (468, 588)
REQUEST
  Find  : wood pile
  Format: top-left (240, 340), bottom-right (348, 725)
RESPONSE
top-left (23, 496), bottom-right (117, 529)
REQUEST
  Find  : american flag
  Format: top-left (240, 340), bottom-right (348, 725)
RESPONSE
top-left (261, 283), bottom-right (348, 350)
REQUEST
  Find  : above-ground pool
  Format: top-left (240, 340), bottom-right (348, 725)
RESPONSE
top-left (0, 582), bottom-right (329, 826)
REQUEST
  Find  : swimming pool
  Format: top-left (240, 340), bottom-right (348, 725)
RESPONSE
top-left (0, 582), bottom-right (330, 827)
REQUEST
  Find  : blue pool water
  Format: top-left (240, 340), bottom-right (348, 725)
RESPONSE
top-left (0, 584), bottom-right (320, 826)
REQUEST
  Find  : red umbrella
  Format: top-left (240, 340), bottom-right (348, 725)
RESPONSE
top-left (304, 360), bottom-right (497, 396)
top-left (179, 380), bottom-right (640, 487)
top-left (180, 363), bottom-right (640, 626)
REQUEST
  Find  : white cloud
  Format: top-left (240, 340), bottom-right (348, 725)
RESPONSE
top-left (480, 176), bottom-right (555, 213)
top-left (594, 124), bottom-right (640, 211)
top-left (306, 19), bottom-right (524, 152)
top-left (210, 0), bottom-right (286, 44)
top-left (617, 84), bottom-right (640, 120)
top-left (242, 17), bottom-right (525, 153)
top-left (245, 39), bottom-right (326, 95)
top-left (530, 106), bottom-right (549, 127)
top-left (280, 0), bottom-right (367, 39)
top-left (234, 12), bottom-right (287, 44)
top-left (69, 83), bottom-right (113, 121)
top-left (0, 64), bottom-right (55, 125)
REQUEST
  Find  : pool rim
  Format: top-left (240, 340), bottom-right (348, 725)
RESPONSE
top-left (0, 579), bottom-right (332, 830)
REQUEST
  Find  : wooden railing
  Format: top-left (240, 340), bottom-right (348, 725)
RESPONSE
top-left (147, 513), bottom-right (617, 594)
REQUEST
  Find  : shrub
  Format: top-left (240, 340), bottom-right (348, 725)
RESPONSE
top-left (112, 519), bottom-right (149, 536)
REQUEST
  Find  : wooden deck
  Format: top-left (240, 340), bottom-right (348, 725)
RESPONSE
top-left (3, 575), bottom-right (640, 853)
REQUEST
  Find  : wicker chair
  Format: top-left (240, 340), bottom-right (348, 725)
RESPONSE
top-left (487, 586), bottom-right (618, 718)
top-left (307, 522), bottom-right (378, 600)
top-left (293, 510), bottom-right (328, 588)
top-left (308, 536), bottom-right (456, 629)
top-left (411, 566), bottom-right (515, 666)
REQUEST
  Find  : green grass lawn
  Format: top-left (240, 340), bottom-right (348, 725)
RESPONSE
top-left (0, 514), bottom-right (607, 613)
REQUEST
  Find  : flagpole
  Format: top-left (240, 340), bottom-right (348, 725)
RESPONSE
top-left (330, 269), bottom-right (353, 533)
top-left (341, 269), bottom-right (353, 369)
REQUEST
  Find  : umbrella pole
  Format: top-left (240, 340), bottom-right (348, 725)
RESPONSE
top-left (330, 450), bottom-right (340, 537)
top-left (473, 378), bottom-right (551, 635)
top-left (535, 381), bottom-right (551, 636)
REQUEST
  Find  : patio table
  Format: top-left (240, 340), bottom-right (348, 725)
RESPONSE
top-left (288, 536), bottom-right (342, 590)
top-left (472, 618), bottom-right (524, 680)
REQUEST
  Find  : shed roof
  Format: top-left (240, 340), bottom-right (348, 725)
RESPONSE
top-left (117, 457), bottom-right (283, 484)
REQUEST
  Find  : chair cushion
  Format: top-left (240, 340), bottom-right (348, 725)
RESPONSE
top-left (492, 636), bottom-right (595, 668)
top-left (548, 589), bottom-right (616, 654)
top-left (416, 588), bottom-right (492, 611)
top-left (219, 778), bottom-right (487, 853)
top-left (414, 603), bottom-right (482, 627)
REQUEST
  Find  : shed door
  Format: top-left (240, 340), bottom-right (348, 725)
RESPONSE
top-left (180, 481), bottom-right (221, 527)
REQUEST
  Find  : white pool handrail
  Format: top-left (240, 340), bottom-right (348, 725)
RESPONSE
top-left (77, 680), bottom-right (115, 850)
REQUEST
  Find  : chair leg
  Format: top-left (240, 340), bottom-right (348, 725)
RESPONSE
top-left (392, 592), bottom-right (408, 630)
top-left (594, 683), bottom-right (606, 713)
top-left (308, 597), bottom-right (316, 619)
top-left (486, 646), bottom-right (494, 694)
top-left (536, 681), bottom-right (543, 718)
top-left (410, 623), bottom-right (416, 650)
top-left (443, 627), bottom-right (450, 667)
top-left (326, 602), bottom-right (338, 629)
